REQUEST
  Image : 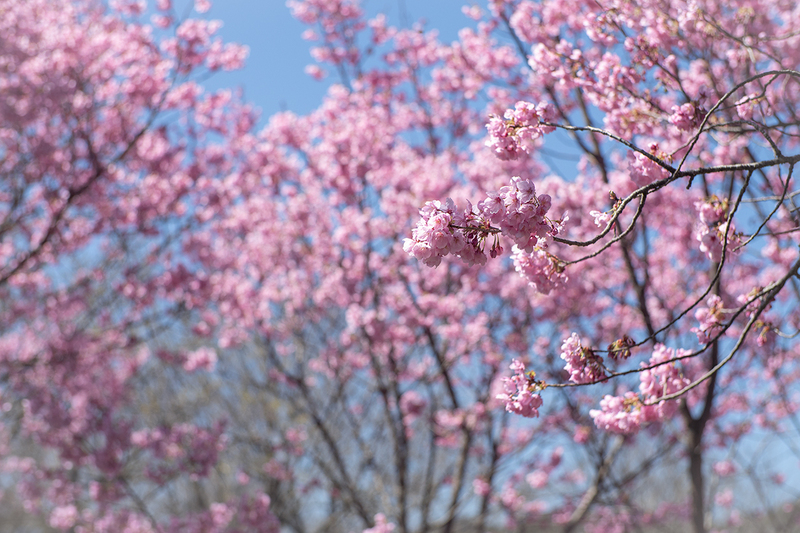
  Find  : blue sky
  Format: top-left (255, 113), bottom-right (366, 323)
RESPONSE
top-left (201, 0), bottom-right (473, 122)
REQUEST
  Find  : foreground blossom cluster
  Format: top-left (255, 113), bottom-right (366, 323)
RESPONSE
top-left (403, 175), bottom-right (561, 268)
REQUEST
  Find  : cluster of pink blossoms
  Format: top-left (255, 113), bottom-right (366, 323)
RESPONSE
top-left (590, 345), bottom-right (690, 433)
top-left (183, 346), bottom-right (218, 372)
top-left (404, 176), bottom-right (560, 267)
top-left (485, 101), bottom-right (556, 160)
top-left (691, 294), bottom-right (726, 344)
top-left (668, 101), bottom-right (706, 131)
top-left (735, 93), bottom-right (760, 121)
top-left (637, 345), bottom-right (691, 418)
top-left (628, 143), bottom-right (670, 185)
top-left (560, 333), bottom-right (607, 384)
top-left (496, 359), bottom-right (545, 418)
top-left (511, 245), bottom-right (567, 294)
top-left (362, 513), bottom-right (396, 533)
top-left (403, 198), bottom-right (491, 267)
top-left (480, 176), bottom-right (559, 250)
top-left (695, 196), bottom-right (738, 262)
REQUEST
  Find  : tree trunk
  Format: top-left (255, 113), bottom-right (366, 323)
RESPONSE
top-left (688, 421), bottom-right (706, 533)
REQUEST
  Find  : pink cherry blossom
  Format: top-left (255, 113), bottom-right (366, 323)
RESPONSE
top-left (695, 197), bottom-right (739, 262)
top-left (560, 332), bottom-right (606, 384)
top-left (669, 102), bottom-right (706, 131)
top-left (692, 295), bottom-right (726, 344)
top-left (496, 359), bottom-right (545, 418)
top-left (485, 101), bottom-right (556, 160)
top-left (362, 514), bottom-right (396, 533)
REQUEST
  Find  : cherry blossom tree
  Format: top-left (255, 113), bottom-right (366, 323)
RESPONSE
top-left (5, 0), bottom-right (800, 532)
top-left (399, 0), bottom-right (800, 532)
top-left (169, 0), bottom-right (800, 532)
top-left (0, 0), bottom-right (279, 530)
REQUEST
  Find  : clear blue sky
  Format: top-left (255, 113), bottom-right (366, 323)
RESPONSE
top-left (201, 0), bottom-right (473, 123)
